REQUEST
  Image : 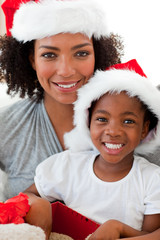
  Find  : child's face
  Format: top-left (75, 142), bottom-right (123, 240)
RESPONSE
top-left (90, 91), bottom-right (149, 165)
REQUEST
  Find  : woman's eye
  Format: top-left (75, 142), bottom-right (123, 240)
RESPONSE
top-left (75, 51), bottom-right (89, 57)
top-left (124, 119), bottom-right (135, 124)
top-left (41, 52), bottom-right (56, 59)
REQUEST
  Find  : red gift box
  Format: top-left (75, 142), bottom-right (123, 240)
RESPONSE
top-left (51, 202), bottom-right (100, 240)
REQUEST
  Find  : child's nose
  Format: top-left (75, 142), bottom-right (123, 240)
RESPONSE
top-left (104, 121), bottom-right (121, 137)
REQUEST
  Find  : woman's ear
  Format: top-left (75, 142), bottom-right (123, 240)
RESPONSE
top-left (29, 52), bottom-right (36, 70)
top-left (141, 120), bottom-right (150, 140)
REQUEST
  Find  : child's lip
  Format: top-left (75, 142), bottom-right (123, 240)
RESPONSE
top-left (104, 142), bottom-right (124, 150)
top-left (103, 142), bottom-right (125, 155)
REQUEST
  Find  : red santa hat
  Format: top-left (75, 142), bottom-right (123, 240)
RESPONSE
top-left (64, 59), bottom-right (160, 156)
top-left (1, 0), bottom-right (108, 42)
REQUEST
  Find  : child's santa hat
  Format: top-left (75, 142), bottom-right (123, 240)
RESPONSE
top-left (1, 0), bottom-right (108, 42)
top-left (64, 59), bottom-right (160, 156)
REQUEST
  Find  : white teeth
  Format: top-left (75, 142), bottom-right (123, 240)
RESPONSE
top-left (57, 83), bottom-right (77, 88)
top-left (104, 143), bottom-right (123, 149)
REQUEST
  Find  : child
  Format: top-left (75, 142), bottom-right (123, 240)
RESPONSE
top-left (25, 59), bottom-right (160, 239)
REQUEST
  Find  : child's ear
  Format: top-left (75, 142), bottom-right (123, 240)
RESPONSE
top-left (141, 120), bottom-right (150, 140)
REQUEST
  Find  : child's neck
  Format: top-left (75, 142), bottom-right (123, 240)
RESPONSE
top-left (93, 154), bottom-right (134, 182)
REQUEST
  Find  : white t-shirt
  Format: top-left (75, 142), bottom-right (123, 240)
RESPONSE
top-left (35, 150), bottom-right (160, 231)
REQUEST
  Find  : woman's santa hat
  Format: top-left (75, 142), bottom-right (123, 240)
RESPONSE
top-left (2, 0), bottom-right (108, 42)
top-left (64, 59), bottom-right (160, 155)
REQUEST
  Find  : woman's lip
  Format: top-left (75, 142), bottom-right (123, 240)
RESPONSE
top-left (54, 80), bottom-right (80, 85)
top-left (52, 79), bottom-right (82, 92)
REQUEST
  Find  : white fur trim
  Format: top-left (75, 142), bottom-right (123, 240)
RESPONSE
top-left (0, 223), bottom-right (45, 240)
top-left (64, 69), bottom-right (160, 155)
top-left (11, 0), bottom-right (108, 42)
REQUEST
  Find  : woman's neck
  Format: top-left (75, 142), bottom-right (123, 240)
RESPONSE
top-left (44, 94), bottom-right (74, 150)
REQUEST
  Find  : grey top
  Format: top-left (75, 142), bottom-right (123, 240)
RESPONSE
top-left (0, 98), bottom-right (63, 200)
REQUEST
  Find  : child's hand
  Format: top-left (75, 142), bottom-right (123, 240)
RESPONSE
top-left (87, 219), bottom-right (151, 240)
top-left (87, 219), bottom-right (121, 240)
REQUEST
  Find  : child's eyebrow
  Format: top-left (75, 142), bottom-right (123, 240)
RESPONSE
top-left (94, 110), bottom-right (139, 118)
top-left (94, 110), bottom-right (109, 114)
top-left (121, 111), bottom-right (139, 118)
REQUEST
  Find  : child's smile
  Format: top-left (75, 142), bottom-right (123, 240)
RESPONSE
top-left (103, 142), bottom-right (124, 154)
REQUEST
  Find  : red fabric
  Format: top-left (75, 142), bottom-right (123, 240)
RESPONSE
top-left (1, 0), bottom-right (39, 36)
top-left (0, 193), bottom-right (30, 224)
top-left (106, 59), bottom-right (147, 78)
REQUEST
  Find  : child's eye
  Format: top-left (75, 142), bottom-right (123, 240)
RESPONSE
top-left (97, 117), bottom-right (108, 122)
top-left (41, 52), bottom-right (57, 59)
top-left (75, 51), bottom-right (89, 57)
top-left (124, 119), bottom-right (135, 124)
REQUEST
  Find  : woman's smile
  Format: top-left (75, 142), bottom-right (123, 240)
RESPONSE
top-left (52, 79), bottom-right (82, 92)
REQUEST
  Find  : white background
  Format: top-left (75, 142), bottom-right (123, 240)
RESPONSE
top-left (0, 0), bottom-right (160, 107)
top-left (101, 0), bottom-right (160, 86)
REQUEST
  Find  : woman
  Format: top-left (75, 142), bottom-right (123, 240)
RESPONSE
top-left (0, 0), bottom-right (123, 200)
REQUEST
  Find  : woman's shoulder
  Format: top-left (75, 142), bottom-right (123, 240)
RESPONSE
top-left (0, 97), bottom-right (45, 137)
top-left (139, 149), bottom-right (160, 167)
top-left (0, 97), bottom-right (42, 121)
top-left (0, 97), bottom-right (37, 111)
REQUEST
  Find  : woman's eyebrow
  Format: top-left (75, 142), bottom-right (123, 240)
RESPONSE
top-left (71, 43), bottom-right (92, 50)
top-left (38, 43), bottom-right (91, 51)
top-left (38, 46), bottom-right (60, 51)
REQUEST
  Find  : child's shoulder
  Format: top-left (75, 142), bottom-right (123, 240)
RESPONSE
top-left (52, 149), bottom-right (98, 163)
top-left (36, 150), bottom-right (98, 178)
top-left (38, 149), bottom-right (98, 168)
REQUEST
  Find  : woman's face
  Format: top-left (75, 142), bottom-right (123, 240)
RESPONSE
top-left (30, 33), bottom-right (95, 104)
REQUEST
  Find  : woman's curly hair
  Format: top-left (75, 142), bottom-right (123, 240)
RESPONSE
top-left (0, 34), bottom-right (124, 102)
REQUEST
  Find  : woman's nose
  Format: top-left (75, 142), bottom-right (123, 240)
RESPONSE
top-left (56, 56), bottom-right (76, 78)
